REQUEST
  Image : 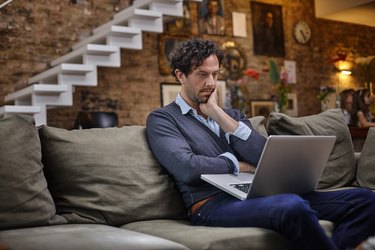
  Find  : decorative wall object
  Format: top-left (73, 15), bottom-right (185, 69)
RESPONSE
top-left (198, 0), bottom-right (225, 35)
top-left (160, 83), bottom-right (181, 106)
top-left (166, 2), bottom-right (193, 34)
top-left (250, 100), bottom-right (275, 118)
top-left (158, 34), bottom-right (189, 75)
top-left (232, 12), bottom-right (247, 37)
top-left (285, 93), bottom-right (298, 117)
top-left (251, 2), bottom-right (285, 57)
top-left (221, 41), bottom-right (247, 80)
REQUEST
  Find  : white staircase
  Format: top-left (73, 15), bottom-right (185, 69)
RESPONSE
top-left (0, 0), bottom-right (199, 126)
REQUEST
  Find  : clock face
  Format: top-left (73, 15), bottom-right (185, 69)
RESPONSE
top-left (294, 21), bottom-right (311, 44)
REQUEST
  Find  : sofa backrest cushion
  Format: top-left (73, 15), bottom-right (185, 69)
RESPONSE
top-left (0, 114), bottom-right (66, 230)
top-left (249, 116), bottom-right (268, 138)
top-left (267, 109), bottom-right (356, 189)
top-left (38, 125), bottom-right (187, 226)
top-left (356, 127), bottom-right (375, 190)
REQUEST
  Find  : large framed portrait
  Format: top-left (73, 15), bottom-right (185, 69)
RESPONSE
top-left (251, 2), bottom-right (285, 57)
top-left (198, 0), bottom-right (225, 35)
top-left (165, 2), bottom-right (193, 34)
top-left (158, 34), bottom-right (189, 75)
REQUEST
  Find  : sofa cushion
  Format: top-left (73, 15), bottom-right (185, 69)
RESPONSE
top-left (249, 116), bottom-right (268, 138)
top-left (0, 114), bottom-right (66, 230)
top-left (38, 125), bottom-right (187, 226)
top-left (123, 219), bottom-right (334, 250)
top-left (356, 127), bottom-right (375, 189)
top-left (267, 109), bottom-right (356, 189)
top-left (0, 224), bottom-right (189, 250)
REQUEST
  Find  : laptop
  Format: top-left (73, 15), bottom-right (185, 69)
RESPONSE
top-left (201, 135), bottom-right (336, 200)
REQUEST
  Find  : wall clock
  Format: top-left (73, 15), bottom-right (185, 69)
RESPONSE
top-left (294, 21), bottom-right (311, 44)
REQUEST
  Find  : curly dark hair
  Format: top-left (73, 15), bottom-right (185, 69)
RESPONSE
top-left (169, 37), bottom-right (224, 79)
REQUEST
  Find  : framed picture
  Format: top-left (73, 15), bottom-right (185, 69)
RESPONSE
top-left (158, 34), bottom-right (189, 75)
top-left (285, 93), bottom-right (298, 117)
top-left (161, 83), bottom-right (181, 106)
top-left (250, 100), bottom-right (275, 118)
top-left (198, 0), bottom-right (225, 35)
top-left (165, 2), bottom-right (192, 34)
top-left (251, 2), bottom-right (285, 57)
top-left (160, 81), bottom-right (227, 107)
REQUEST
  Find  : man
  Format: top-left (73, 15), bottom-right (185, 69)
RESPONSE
top-left (146, 37), bottom-right (375, 250)
top-left (199, 0), bottom-right (225, 35)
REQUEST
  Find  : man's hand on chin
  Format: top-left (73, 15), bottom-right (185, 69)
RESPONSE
top-left (199, 88), bottom-right (219, 117)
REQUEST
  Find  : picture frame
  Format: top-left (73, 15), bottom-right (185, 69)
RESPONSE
top-left (161, 83), bottom-right (181, 106)
top-left (160, 81), bottom-right (227, 107)
top-left (158, 34), bottom-right (189, 75)
top-left (285, 93), bottom-right (298, 117)
top-left (250, 100), bottom-right (275, 118)
top-left (165, 2), bottom-right (193, 34)
top-left (198, 0), bottom-right (226, 35)
top-left (251, 2), bottom-right (285, 57)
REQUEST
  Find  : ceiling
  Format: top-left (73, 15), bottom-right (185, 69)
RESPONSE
top-left (315, 0), bottom-right (375, 27)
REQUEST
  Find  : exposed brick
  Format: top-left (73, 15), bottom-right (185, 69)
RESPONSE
top-left (0, 0), bottom-right (374, 128)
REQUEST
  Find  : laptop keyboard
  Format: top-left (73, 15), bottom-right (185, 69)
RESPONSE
top-left (229, 183), bottom-right (251, 193)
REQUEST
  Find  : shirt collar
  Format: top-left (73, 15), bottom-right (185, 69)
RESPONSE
top-left (176, 94), bottom-right (197, 115)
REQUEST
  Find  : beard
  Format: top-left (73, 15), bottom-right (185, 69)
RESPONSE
top-left (195, 88), bottom-right (215, 103)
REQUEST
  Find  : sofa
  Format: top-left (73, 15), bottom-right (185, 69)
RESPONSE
top-left (1, 109), bottom-right (374, 250)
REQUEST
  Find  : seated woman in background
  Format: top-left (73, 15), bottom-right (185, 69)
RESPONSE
top-left (350, 88), bottom-right (375, 127)
top-left (339, 88), bottom-right (354, 125)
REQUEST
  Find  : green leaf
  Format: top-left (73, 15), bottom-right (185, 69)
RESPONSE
top-left (269, 59), bottom-right (279, 84)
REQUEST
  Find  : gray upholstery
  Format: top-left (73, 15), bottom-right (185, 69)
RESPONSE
top-left (0, 224), bottom-right (188, 250)
top-left (0, 114), bottom-right (66, 230)
top-left (267, 109), bottom-right (356, 189)
top-left (249, 116), bottom-right (268, 138)
top-left (123, 219), bottom-right (334, 250)
top-left (38, 125), bottom-right (186, 225)
top-left (1, 112), bottom-right (369, 250)
top-left (356, 127), bottom-right (375, 189)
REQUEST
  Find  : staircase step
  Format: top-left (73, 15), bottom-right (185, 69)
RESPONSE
top-left (5, 84), bottom-right (68, 103)
top-left (125, 0), bottom-right (183, 17)
top-left (51, 44), bottom-right (121, 67)
top-left (5, 84), bottom-right (73, 107)
top-left (94, 9), bottom-right (163, 34)
top-left (148, 0), bottom-right (183, 17)
top-left (0, 105), bottom-right (41, 114)
top-left (72, 26), bottom-right (142, 50)
top-left (28, 63), bottom-right (97, 87)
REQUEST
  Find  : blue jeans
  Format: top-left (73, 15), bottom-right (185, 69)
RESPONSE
top-left (189, 188), bottom-right (375, 250)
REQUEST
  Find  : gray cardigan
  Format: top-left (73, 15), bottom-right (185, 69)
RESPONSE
top-left (146, 102), bottom-right (266, 209)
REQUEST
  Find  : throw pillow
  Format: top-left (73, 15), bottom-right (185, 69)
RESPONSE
top-left (267, 109), bottom-right (356, 189)
top-left (356, 127), bottom-right (375, 189)
top-left (0, 114), bottom-right (66, 230)
top-left (249, 116), bottom-right (268, 138)
top-left (39, 125), bottom-right (187, 226)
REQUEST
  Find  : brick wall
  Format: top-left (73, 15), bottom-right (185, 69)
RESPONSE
top-left (0, 0), bottom-right (374, 128)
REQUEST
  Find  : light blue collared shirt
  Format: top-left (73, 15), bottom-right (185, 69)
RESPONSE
top-left (175, 94), bottom-right (252, 174)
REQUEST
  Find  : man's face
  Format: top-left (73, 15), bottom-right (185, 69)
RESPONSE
top-left (178, 54), bottom-right (220, 107)
top-left (266, 12), bottom-right (273, 28)
top-left (207, 0), bottom-right (219, 16)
